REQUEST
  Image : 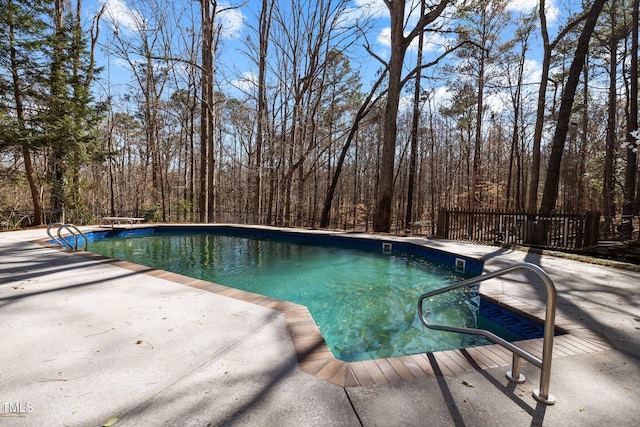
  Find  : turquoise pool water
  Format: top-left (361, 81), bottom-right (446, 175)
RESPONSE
top-left (87, 228), bottom-right (490, 361)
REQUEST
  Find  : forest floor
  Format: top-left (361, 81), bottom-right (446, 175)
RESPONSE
top-left (590, 239), bottom-right (640, 265)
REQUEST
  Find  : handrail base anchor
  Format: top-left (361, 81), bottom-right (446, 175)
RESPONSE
top-left (506, 371), bottom-right (526, 383)
top-left (533, 389), bottom-right (556, 405)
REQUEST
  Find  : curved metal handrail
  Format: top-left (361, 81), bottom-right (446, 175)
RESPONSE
top-left (417, 262), bottom-right (556, 405)
top-left (47, 222), bottom-right (69, 249)
top-left (47, 222), bottom-right (88, 251)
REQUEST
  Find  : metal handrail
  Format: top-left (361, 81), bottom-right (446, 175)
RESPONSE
top-left (417, 262), bottom-right (556, 405)
top-left (46, 222), bottom-right (68, 248)
top-left (47, 222), bottom-right (88, 251)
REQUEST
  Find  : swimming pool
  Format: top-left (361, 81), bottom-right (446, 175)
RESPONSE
top-left (83, 226), bottom-right (540, 362)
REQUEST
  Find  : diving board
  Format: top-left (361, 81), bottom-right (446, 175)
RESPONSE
top-left (100, 216), bottom-right (145, 228)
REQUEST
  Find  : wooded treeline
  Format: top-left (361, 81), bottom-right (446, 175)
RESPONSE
top-left (1, 0), bottom-right (638, 241)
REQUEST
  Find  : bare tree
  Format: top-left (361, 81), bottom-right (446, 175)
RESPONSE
top-left (451, 0), bottom-right (511, 210)
top-left (621, 0), bottom-right (638, 238)
top-left (527, 0), bottom-right (590, 212)
top-left (601, 0), bottom-right (624, 233)
top-left (107, 0), bottom-right (176, 220)
top-left (199, 0), bottom-right (219, 222)
top-left (503, 12), bottom-right (536, 211)
top-left (539, 0), bottom-right (607, 215)
top-left (373, 0), bottom-right (451, 232)
top-left (250, 0), bottom-right (275, 223)
top-left (405, 0), bottom-right (426, 230)
top-left (320, 69), bottom-right (387, 228)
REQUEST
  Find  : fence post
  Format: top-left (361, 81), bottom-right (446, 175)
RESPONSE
top-left (524, 213), bottom-right (545, 246)
top-left (584, 211), bottom-right (600, 248)
top-left (437, 209), bottom-right (448, 238)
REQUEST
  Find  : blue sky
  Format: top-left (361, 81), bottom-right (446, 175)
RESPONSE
top-left (86, 0), bottom-right (570, 111)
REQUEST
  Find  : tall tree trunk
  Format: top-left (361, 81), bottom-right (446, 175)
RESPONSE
top-left (506, 29), bottom-right (529, 211)
top-left (428, 98), bottom-right (437, 234)
top-left (373, 0), bottom-right (450, 232)
top-left (252, 0), bottom-right (274, 223)
top-left (319, 72), bottom-right (386, 228)
top-left (373, 3), bottom-right (405, 232)
top-left (199, 0), bottom-right (216, 222)
top-left (527, 0), bottom-right (551, 212)
top-left (23, 147), bottom-right (43, 226)
top-left (622, 0), bottom-right (639, 239)
top-left (528, 0), bottom-right (587, 212)
top-left (207, 68), bottom-right (216, 222)
top-left (603, 6), bottom-right (618, 233)
top-left (470, 49), bottom-right (486, 211)
top-left (8, 6), bottom-right (43, 225)
top-left (144, 51), bottom-right (162, 216)
top-left (107, 118), bottom-right (116, 216)
top-left (50, 0), bottom-right (67, 221)
top-left (405, 0), bottom-right (425, 231)
top-left (506, 108), bottom-right (519, 211)
top-left (539, 0), bottom-right (607, 215)
top-left (375, 2), bottom-right (405, 233)
top-left (578, 62), bottom-right (590, 211)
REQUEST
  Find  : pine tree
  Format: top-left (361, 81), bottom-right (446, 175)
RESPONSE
top-left (0, 0), bottom-right (51, 225)
top-left (40, 0), bottom-right (104, 222)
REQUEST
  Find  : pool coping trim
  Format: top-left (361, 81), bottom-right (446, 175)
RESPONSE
top-left (35, 228), bottom-right (613, 387)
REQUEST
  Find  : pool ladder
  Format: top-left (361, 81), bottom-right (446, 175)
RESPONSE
top-left (417, 262), bottom-right (556, 405)
top-left (47, 222), bottom-right (88, 251)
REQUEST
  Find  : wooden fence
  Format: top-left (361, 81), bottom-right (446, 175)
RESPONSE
top-left (436, 209), bottom-right (601, 251)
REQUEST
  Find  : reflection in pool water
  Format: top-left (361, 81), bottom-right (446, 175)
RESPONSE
top-left (88, 228), bottom-right (491, 361)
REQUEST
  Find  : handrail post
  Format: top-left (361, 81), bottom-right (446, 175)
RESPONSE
top-left (506, 353), bottom-right (525, 383)
top-left (533, 279), bottom-right (557, 404)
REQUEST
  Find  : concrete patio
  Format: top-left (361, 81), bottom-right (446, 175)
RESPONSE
top-left (1, 226), bottom-right (639, 426)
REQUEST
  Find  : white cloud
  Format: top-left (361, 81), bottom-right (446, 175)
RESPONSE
top-left (377, 27), bottom-right (392, 48)
top-left (399, 93), bottom-right (414, 111)
top-left (523, 58), bottom-right (542, 85)
top-left (544, 1), bottom-right (561, 23)
top-left (378, 25), bottom-right (451, 58)
top-left (354, 0), bottom-right (388, 19)
top-left (398, 85), bottom-right (452, 114)
top-left (339, 0), bottom-right (388, 33)
top-left (507, 0), bottom-right (560, 23)
top-left (431, 85), bottom-right (452, 108)
top-left (112, 57), bottom-right (132, 69)
top-left (218, 6), bottom-right (245, 39)
top-left (101, 1), bottom-right (245, 39)
top-left (100, 0), bottom-right (142, 33)
top-left (412, 32), bottom-right (450, 54)
top-left (230, 71), bottom-right (258, 94)
top-left (485, 92), bottom-right (507, 114)
top-left (506, 0), bottom-right (538, 13)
